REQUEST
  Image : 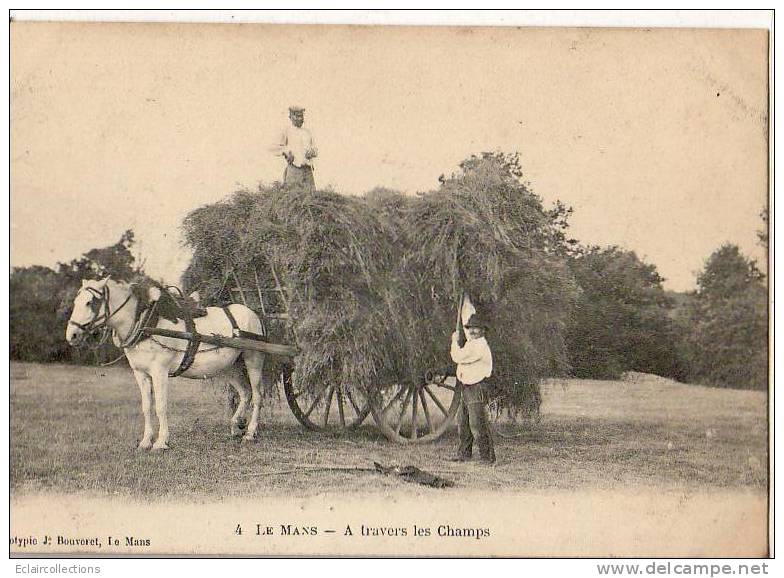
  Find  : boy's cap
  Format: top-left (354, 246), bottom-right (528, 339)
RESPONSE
top-left (289, 105), bottom-right (306, 113)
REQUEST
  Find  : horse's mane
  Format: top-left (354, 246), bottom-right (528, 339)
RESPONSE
top-left (128, 276), bottom-right (181, 323)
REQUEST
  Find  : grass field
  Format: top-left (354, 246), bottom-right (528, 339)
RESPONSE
top-left (10, 362), bottom-right (768, 499)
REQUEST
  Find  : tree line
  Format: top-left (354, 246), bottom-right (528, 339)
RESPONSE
top-left (10, 182), bottom-right (768, 392)
top-left (10, 230), bottom-right (142, 365)
top-left (564, 241), bottom-right (767, 390)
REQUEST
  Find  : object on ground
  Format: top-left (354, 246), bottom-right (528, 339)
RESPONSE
top-left (373, 461), bottom-right (455, 488)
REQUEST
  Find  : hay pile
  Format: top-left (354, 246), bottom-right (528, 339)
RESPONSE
top-left (182, 186), bottom-right (399, 394)
top-left (380, 153), bottom-right (577, 411)
top-left (181, 153), bottom-right (577, 413)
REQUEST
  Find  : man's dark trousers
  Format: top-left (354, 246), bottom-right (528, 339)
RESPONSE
top-left (457, 380), bottom-right (496, 463)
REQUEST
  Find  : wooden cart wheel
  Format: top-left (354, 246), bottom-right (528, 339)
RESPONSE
top-left (368, 379), bottom-right (462, 444)
top-left (282, 370), bottom-right (371, 431)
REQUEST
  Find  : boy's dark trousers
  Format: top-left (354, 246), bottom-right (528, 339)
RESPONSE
top-left (456, 380), bottom-right (496, 463)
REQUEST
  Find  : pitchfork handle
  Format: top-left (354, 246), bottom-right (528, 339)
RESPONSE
top-left (455, 291), bottom-right (466, 347)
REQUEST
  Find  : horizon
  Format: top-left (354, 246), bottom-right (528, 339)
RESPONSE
top-left (9, 180), bottom-right (768, 296)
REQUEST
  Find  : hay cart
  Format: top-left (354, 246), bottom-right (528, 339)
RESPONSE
top-left (200, 262), bottom-right (464, 444)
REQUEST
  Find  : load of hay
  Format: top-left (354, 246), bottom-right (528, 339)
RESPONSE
top-left (181, 152), bottom-right (577, 416)
top-left (182, 186), bottom-right (399, 395)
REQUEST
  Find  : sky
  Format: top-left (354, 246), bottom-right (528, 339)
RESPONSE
top-left (10, 23), bottom-right (769, 292)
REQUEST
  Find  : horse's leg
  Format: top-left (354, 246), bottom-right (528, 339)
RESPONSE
top-left (150, 369), bottom-right (171, 450)
top-left (227, 365), bottom-right (250, 438)
top-left (242, 351), bottom-right (265, 442)
top-left (133, 369), bottom-right (154, 450)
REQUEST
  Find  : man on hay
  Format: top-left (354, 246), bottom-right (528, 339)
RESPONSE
top-left (275, 105), bottom-right (318, 189)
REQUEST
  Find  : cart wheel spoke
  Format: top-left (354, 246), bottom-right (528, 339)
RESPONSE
top-left (424, 385), bottom-right (448, 416)
top-left (381, 385), bottom-right (407, 416)
top-left (322, 386), bottom-right (335, 427)
top-left (284, 371), bottom-right (370, 431)
top-left (419, 389), bottom-right (433, 434)
top-left (368, 380), bottom-right (461, 444)
top-left (336, 387), bottom-right (346, 428)
top-left (395, 386), bottom-right (414, 435)
top-left (304, 392), bottom-right (324, 418)
top-left (344, 388), bottom-right (362, 417)
top-left (410, 389), bottom-right (419, 440)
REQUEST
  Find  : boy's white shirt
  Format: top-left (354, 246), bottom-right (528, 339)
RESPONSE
top-left (450, 334), bottom-right (493, 385)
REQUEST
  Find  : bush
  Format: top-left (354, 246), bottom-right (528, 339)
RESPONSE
top-left (566, 246), bottom-right (688, 380)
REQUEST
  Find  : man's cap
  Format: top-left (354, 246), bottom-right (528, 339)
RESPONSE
top-left (464, 313), bottom-right (489, 329)
top-left (288, 105), bottom-right (306, 113)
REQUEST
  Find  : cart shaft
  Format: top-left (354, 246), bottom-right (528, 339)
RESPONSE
top-left (143, 327), bottom-right (297, 358)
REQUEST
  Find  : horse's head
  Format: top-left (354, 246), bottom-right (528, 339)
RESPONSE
top-left (65, 277), bottom-right (112, 346)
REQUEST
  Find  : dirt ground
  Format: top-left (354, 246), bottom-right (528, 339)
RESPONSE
top-left (10, 362), bottom-right (768, 499)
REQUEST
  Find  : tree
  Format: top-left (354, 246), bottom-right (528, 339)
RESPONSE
top-left (685, 244), bottom-right (768, 389)
top-left (694, 244), bottom-right (764, 302)
top-left (10, 266), bottom-right (72, 362)
top-left (57, 229), bottom-right (138, 282)
top-left (10, 230), bottom-right (143, 364)
top-left (566, 246), bottom-right (687, 380)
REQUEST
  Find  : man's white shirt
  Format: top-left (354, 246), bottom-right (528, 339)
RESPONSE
top-left (450, 334), bottom-right (493, 385)
top-left (277, 125), bottom-right (317, 168)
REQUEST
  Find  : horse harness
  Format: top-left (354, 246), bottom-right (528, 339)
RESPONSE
top-left (68, 284), bottom-right (134, 347)
top-left (142, 291), bottom-right (244, 378)
top-left (72, 283), bottom-right (248, 378)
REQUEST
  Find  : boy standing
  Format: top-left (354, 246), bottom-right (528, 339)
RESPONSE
top-left (450, 313), bottom-right (496, 464)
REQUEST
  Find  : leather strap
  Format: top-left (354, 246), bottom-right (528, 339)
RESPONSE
top-left (223, 306), bottom-right (266, 342)
top-left (168, 297), bottom-right (201, 378)
top-left (223, 306), bottom-right (241, 337)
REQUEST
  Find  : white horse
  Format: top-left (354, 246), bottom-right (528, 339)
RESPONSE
top-left (65, 277), bottom-right (266, 450)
